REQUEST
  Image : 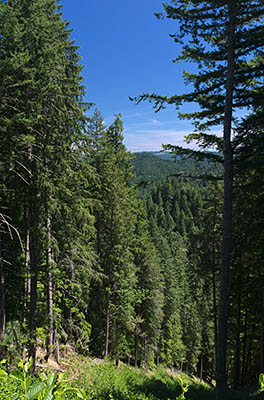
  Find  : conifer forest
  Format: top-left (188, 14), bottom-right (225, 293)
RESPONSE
top-left (0, 1), bottom-right (263, 399)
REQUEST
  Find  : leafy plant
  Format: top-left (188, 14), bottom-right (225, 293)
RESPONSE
top-left (175, 377), bottom-right (189, 400)
top-left (0, 358), bottom-right (88, 400)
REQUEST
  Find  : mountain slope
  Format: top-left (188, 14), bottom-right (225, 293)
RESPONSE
top-left (132, 152), bottom-right (222, 185)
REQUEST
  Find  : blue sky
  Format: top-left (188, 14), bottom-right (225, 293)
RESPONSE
top-left (60, 0), bottom-right (221, 152)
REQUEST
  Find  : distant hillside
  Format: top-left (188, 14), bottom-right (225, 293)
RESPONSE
top-left (144, 151), bottom-right (177, 161)
top-left (131, 151), bottom-right (222, 185)
top-left (132, 152), bottom-right (182, 184)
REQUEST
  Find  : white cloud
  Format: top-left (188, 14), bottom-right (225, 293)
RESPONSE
top-left (124, 129), bottom-right (192, 152)
top-left (124, 127), bottom-right (223, 152)
top-left (105, 105), bottom-right (224, 152)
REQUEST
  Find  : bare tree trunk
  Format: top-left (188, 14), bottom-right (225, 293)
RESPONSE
top-left (234, 289), bottom-right (241, 387)
top-left (29, 240), bottom-right (38, 372)
top-left (0, 240), bottom-right (6, 340)
top-left (244, 333), bottom-right (253, 384)
top-left (97, 289), bottom-right (103, 356)
top-left (143, 336), bottom-right (147, 365)
top-left (28, 205), bottom-right (39, 373)
top-left (25, 226), bottom-right (31, 303)
top-left (105, 292), bottom-right (110, 357)
top-left (241, 308), bottom-right (248, 385)
top-left (23, 223), bottom-right (31, 357)
top-left (46, 214), bottom-right (54, 361)
top-left (54, 327), bottom-right (60, 364)
top-left (200, 355), bottom-right (203, 383)
top-left (134, 331), bottom-right (138, 367)
top-left (261, 296), bottom-right (264, 373)
top-left (216, 2), bottom-right (236, 399)
top-left (212, 249), bottom-right (218, 362)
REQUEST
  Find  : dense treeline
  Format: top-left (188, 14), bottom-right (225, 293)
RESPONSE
top-left (0, 0), bottom-right (263, 396)
top-left (132, 152), bottom-right (223, 186)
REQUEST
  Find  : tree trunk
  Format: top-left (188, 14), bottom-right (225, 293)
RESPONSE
top-left (29, 205), bottom-right (40, 372)
top-left (244, 333), bottom-right (253, 384)
top-left (25, 227), bottom-right (31, 301)
top-left (46, 214), bottom-right (54, 361)
top-left (241, 308), bottom-right (248, 385)
top-left (54, 326), bottom-right (60, 364)
top-left (234, 289), bottom-right (241, 387)
top-left (216, 2), bottom-right (236, 399)
top-left (97, 288), bottom-right (103, 356)
top-left (0, 240), bottom-right (6, 340)
top-left (23, 224), bottom-right (31, 357)
top-left (29, 245), bottom-right (38, 371)
top-left (212, 245), bottom-right (218, 363)
top-left (261, 296), bottom-right (264, 373)
top-left (134, 331), bottom-right (139, 367)
top-left (23, 200), bottom-right (31, 300)
top-left (105, 292), bottom-right (110, 356)
top-left (200, 355), bottom-right (203, 383)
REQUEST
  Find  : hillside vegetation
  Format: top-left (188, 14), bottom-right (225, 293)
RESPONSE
top-left (132, 152), bottom-right (222, 186)
top-left (0, 355), bottom-right (263, 400)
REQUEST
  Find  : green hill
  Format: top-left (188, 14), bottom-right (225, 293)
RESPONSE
top-left (131, 152), bottom-right (222, 186)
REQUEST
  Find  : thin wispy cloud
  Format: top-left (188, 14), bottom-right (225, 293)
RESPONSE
top-left (124, 128), bottom-right (195, 152)
top-left (103, 106), bottom-right (222, 153)
top-left (124, 124), bottom-right (222, 152)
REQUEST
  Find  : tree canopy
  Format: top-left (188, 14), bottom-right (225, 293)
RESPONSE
top-left (0, 1), bottom-right (263, 396)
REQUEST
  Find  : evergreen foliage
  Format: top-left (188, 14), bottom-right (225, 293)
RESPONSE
top-left (0, 0), bottom-right (263, 395)
top-left (0, 0), bottom-right (94, 368)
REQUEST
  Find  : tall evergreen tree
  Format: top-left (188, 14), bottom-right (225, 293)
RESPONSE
top-left (133, 1), bottom-right (264, 397)
top-left (193, 184), bottom-right (223, 379)
top-left (87, 113), bottom-right (138, 362)
top-left (0, 0), bottom-right (94, 367)
top-left (132, 202), bottom-right (164, 366)
top-left (229, 113), bottom-right (264, 385)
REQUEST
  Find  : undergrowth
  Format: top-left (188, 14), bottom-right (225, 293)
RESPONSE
top-left (65, 357), bottom-right (214, 400)
top-left (0, 356), bottom-right (263, 400)
top-left (0, 358), bottom-right (88, 399)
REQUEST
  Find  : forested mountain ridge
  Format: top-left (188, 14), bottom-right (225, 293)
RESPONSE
top-left (132, 151), bottom-right (223, 185)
